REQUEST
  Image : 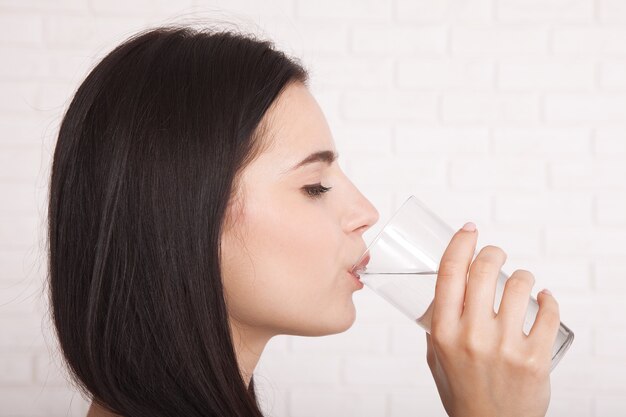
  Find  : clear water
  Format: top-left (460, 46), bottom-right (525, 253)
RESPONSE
top-left (360, 272), bottom-right (574, 369)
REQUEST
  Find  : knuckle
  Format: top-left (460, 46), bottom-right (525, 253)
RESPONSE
top-left (497, 341), bottom-right (550, 379)
top-left (438, 258), bottom-right (465, 277)
top-left (542, 305), bottom-right (561, 326)
top-left (505, 273), bottom-right (535, 295)
top-left (480, 245), bottom-right (508, 262)
top-left (511, 269), bottom-right (536, 285)
top-left (470, 258), bottom-right (494, 276)
top-left (461, 329), bottom-right (490, 359)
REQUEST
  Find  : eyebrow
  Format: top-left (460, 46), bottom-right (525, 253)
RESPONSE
top-left (283, 150), bottom-right (339, 174)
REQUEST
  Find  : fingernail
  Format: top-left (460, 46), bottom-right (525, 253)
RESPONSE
top-left (540, 288), bottom-right (552, 296)
top-left (461, 222), bottom-right (476, 232)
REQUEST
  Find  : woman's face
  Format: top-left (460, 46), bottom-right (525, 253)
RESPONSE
top-left (220, 82), bottom-right (379, 338)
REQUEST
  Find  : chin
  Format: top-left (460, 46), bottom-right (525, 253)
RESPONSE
top-left (293, 303), bottom-right (357, 337)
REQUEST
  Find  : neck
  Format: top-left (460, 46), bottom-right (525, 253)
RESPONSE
top-left (229, 318), bottom-right (273, 387)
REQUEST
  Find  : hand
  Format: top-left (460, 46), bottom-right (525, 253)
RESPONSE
top-left (425, 223), bottom-right (561, 417)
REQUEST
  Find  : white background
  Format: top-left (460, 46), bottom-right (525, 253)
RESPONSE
top-left (1, 0), bottom-right (626, 416)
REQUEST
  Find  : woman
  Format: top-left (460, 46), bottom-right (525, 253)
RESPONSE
top-left (48, 25), bottom-right (560, 417)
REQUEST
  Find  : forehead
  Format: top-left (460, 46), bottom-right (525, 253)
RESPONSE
top-left (258, 82), bottom-right (336, 164)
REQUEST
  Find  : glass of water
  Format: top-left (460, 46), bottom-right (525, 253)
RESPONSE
top-left (351, 195), bottom-right (574, 371)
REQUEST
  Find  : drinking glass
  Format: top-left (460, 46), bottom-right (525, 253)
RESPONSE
top-left (351, 195), bottom-right (574, 371)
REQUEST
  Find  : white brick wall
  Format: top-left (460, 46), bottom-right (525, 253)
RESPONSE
top-left (1, 1), bottom-right (625, 416)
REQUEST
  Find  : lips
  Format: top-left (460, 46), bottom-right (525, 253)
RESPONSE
top-left (350, 252), bottom-right (371, 279)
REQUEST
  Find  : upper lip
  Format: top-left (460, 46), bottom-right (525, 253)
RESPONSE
top-left (350, 252), bottom-right (370, 276)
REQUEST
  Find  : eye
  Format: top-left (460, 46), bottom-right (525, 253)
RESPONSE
top-left (303, 183), bottom-right (333, 199)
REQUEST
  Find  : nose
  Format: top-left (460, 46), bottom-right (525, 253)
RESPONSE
top-left (345, 190), bottom-right (380, 236)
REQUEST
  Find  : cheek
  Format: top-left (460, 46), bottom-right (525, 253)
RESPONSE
top-left (252, 202), bottom-right (338, 292)
top-left (223, 199), bottom-right (347, 332)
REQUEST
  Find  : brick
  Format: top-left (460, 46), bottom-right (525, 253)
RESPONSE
top-left (90, 0), bottom-right (153, 15)
top-left (351, 24), bottom-right (447, 56)
top-left (545, 93), bottom-right (626, 122)
top-left (451, 25), bottom-right (549, 57)
top-left (472, 223), bottom-right (543, 258)
top-left (395, 126), bottom-right (489, 154)
top-left (332, 124), bottom-right (393, 157)
top-left (263, 334), bottom-right (289, 353)
top-left (594, 260), bottom-right (626, 291)
top-left (0, 0), bottom-right (89, 12)
top-left (598, 0), bottom-right (626, 22)
top-left (591, 228), bottom-right (626, 257)
top-left (553, 27), bottom-right (626, 56)
top-left (391, 390), bottom-right (451, 417)
top-left (595, 395), bottom-right (626, 416)
top-left (600, 60), bottom-right (626, 89)
top-left (267, 21), bottom-right (349, 55)
top-left (352, 288), bottom-right (414, 325)
top-left (0, 13), bottom-right (43, 45)
top-left (46, 48), bottom-right (94, 82)
top-left (0, 47), bottom-right (48, 79)
top-left (442, 92), bottom-right (540, 123)
top-left (0, 82), bottom-right (40, 113)
top-left (514, 258), bottom-right (591, 293)
top-left (596, 192), bottom-right (626, 225)
top-left (549, 158), bottom-right (626, 188)
top-left (592, 361), bottom-right (626, 392)
top-left (397, 58), bottom-right (494, 90)
top-left (348, 156), bottom-right (447, 188)
top-left (391, 189), bottom-right (493, 228)
top-left (0, 352), bottom-right (33, 384)
top-left (544, 226), bottom-right (593, 257)
top-left (43, 15), bottom-right (147, 48)
top-left (0, 183), bottom-right (39, 213)
top-left (289, 387), bottom-right (387, 417)
top-left (0, 116), bottom-right (53, 146)
top-left (311, 57), bottom-right (393, 88)
top-left (343, 354), bottom-right (433, 387)
top-left (342, 90), bottom-right (438, 122)
top-left (546, 394), bottom-right (592, 417)
top-left (0, 147), bottom-right (43, 182)
top-left (595, 326), bottom-right (626, 357)
top-left (494, 192), bottom-right (593, 225)
top-left (0, 283), bottom-right (42, 316)
top-left (34, 352), bottom-right (72, 386)
top-left (550, 358), bottom-right (593, 392)
top-left (296, 0), bottom-right (392, 21)
top-left (0, 386), bottom-right (88, 416)
top-left (256, 351), bottom-right (342, 384)
top-left (0, 317), bottom-right (45, 349)
top-left (498, 60), bottom-right (595, 91)
top-left (0, 249), bottom-right (39, 282)
top-left (595, 127), bottom-right (626, 154)
top-left (493, 127), bottom-right (591, 154)
top-left (545, 227), bottom-right (626, 261)
top-left (498, 0), bottom-right (594, 22)
top-left (395, 0), bottom-right (492, 22)
top-left (0, 214), bottom-right (39, 248)
top-left (37, 81), bottom-right (76, 112)
top-left (390, 323), bottom-right (428, 355)
top-left (450, 157), bottom-right (547, 190)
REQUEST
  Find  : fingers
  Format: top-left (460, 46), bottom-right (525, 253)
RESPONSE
top-left (462, 246), bottom-right (507, 322)
top-left (432, 223), bottom-right (478, 330)
top-left (496, 270), bottom-right (535, 339)
top-left (528, 290), bottom-right (561, 358)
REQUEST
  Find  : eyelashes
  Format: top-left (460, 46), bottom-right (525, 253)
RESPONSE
top-left (303, 183), bottom-right (333, 199)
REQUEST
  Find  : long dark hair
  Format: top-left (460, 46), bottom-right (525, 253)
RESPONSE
top-left (47, 25), bottom-right (308, 417)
